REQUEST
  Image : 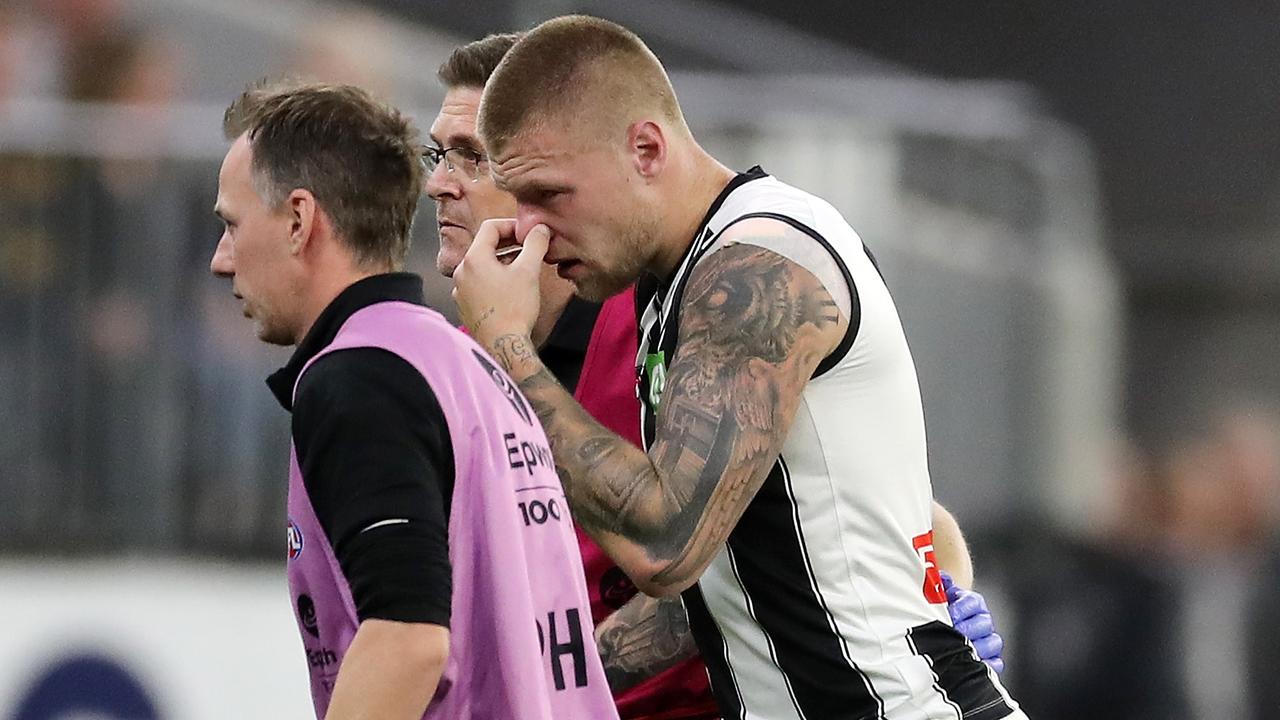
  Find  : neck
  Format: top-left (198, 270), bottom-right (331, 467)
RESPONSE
top-left (292, 264), bottom-right (386, 346)
top-left (651, 142), bottom-right (737, 279)
top-left (532, 267), bottom-right (575, 348)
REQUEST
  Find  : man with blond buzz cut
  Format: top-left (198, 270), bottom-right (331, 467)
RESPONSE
top-left (211, 81), bottom-right (618, 720)
top-left (431, 32), bottom-right (1006, 720)
top-left (454, 16), bottom-right (1027, 720)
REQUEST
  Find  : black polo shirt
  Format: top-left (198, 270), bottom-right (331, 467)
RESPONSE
top-left (264, 276), bottom-right (604, 627)
top-left (538, 296), bottom-right (602, 395)
top-left (268, 273), bottom-right (454, 627)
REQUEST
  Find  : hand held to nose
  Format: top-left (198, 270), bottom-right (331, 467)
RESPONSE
top-left (468, 217), bottom-right (517, 259)
top-left (453, 220), bottom-right (547, 351)
top-left (513, 224), bottom-right (551, 267)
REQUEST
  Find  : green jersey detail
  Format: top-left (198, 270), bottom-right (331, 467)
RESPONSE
top-left (644, 351), bottom-right (667, 410)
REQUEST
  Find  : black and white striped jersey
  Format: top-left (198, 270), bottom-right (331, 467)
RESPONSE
top-left (635, 167), bottom-right (1022, 720)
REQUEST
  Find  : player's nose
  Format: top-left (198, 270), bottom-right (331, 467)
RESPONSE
top-left (515, 206), bottom-right (551, 245)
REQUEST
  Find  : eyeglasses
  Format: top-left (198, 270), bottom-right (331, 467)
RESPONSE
top-left (422, 145), bottom-right (488, 182)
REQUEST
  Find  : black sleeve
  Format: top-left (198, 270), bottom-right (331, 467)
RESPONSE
top-left (292, 347), bottom-right (455, 626)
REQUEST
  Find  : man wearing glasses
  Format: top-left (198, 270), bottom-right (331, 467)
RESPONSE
top-left (425, 33), bottom-right (1008, 720)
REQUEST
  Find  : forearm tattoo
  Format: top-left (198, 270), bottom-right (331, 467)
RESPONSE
top-left (596, 594), bottom-right (698, 693)
top-left (497, 232), bottom-right (845, 592)
top-left (489, 333), bottom-right (540, 370)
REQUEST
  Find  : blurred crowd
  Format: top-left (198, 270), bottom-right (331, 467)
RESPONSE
top-left (0, 0), bottom-right (443, 555)
top-left (993, 406), bottom-right (1280, 719)
top-left (1, 2), bottom-right (1279, 719)
top-left (9, 1), bottom-right (183, 101)
top-left (2, 0), bottom-right (206, 552)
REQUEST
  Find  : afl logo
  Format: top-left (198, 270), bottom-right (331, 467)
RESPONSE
top-left (287, 520), bottom-right (304, 561)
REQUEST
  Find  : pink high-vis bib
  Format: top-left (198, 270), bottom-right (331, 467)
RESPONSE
top-left (285, 300), bottom-right (619, 720)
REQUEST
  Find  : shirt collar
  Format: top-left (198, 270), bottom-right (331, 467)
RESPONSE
top-left (266, 272), bottom-right (426, 411)
top-left (541, 295), bottom-right (601, 355)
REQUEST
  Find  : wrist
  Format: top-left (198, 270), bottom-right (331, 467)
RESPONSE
top-left (487, 332), bottom-right (542, 381)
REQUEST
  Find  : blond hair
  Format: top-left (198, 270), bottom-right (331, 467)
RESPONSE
top-left (478, 15), bottom-right (686, 157)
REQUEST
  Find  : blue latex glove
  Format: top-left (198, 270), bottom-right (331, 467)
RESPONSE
top-left (941, 571), bottom-right (1005, 673)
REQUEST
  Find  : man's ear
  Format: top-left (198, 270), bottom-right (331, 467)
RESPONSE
top-left (628, 120), bottom-right (667, 181)
top-left (286, 188), bottom-right (317, 256)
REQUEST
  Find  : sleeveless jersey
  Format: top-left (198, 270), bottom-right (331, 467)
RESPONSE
top-left (635, 169), bottom-right (1022, 720)
top-left (573, 287), bottom-right (721, 720)
top-left (286, 300), bottom-right (619, 720)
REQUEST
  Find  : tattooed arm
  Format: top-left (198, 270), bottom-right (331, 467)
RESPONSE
top-left (456, 218), bottom-right (846, 596)
top-left (595, 594), bottom-right (698, 693)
